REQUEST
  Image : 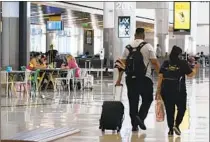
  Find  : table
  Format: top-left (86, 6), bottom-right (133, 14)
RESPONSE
top-left (38, 68), bottom-right (69, 91)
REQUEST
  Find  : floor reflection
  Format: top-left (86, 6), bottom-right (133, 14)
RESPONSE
top-left (1, 68), bottom-right (209, 142)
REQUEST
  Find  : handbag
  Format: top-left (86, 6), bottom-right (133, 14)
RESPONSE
top-left (155, 98), bottom-right (165, 122)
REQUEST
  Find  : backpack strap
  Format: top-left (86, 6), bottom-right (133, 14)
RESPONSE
top-left (136, 42), bottom-right (149, 73)
top-left (125, 45), bottom-right (133, 53)
top-left (136, 42), bottom-right (147, 51)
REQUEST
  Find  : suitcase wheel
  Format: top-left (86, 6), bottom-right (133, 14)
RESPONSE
top-left (102, 129), bottom-right (105, 132)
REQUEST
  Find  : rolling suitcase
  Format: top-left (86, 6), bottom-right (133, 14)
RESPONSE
top-left (99, 85), bottom-right (124, 133)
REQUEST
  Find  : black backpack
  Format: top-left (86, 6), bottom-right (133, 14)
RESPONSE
top-left (125, 42), bottom-right (148, 78)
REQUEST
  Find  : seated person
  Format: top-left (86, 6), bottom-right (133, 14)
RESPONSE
top-left (61, 55), bottom-right (81, 90)
top-left (39, 55), bottom-right (47, 68)
top-left (27, 53), bottom-right (46, 71)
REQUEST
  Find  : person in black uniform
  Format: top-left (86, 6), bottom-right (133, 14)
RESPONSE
top-left (46, 44), bottom-right (58, 65)
top-left (156, 45), bottom-right (199, 136)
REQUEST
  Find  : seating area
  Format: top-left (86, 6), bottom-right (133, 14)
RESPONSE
top-left (0, 67), bottom-right (93, 97)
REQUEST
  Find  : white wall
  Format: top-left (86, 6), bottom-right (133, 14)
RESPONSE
top-left (197, 2), bottom-right (209, 24)
top-left (196, 2), bottom-right (209, 54)
top-left (196, 25), bottom-right (209, 45)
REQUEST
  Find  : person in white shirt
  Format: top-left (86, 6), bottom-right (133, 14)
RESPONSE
top-left (115, 28), bottom-right (160, 131)
top-left (156, 44), bottom-right (162, 58)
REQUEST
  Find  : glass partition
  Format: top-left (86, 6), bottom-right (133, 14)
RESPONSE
top-left (30, 24), bottom-right (46, 53)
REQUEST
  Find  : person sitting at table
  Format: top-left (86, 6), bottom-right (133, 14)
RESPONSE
top-left (39, 55), bottom-right (47, 68)
top-left (61, 55), bottom-right (81, 90)
top-left (27, 53), bottom-right (46, 71)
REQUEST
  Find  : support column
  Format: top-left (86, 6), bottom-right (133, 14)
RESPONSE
top-left (155, 2), bottom-right (169, 57)
top-left (2, 2), bottom-right (30, 69)
top-left (2, 2), bottom-right (20, 69)
top-left (190, 2), bottom-right (198, 55)
top-left (19, 2), bottom-right (30, 68)
top-left (113, 2), bottom-right (136, 82)
top-left (103, 2), bottom-right (114, 68)
top-left (46, 32), bottom-right (56, 51)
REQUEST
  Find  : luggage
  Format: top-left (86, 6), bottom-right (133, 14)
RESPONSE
top-left (99, 85), bottom-right (124, 132)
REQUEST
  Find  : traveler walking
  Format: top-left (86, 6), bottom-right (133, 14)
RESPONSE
top-left (156, 45), bottom-right (199, 136)
top-left (115, 28), bottom-right (160, 131)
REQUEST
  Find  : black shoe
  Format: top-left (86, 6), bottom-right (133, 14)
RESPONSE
top-left (173, 126), bottom-right (181, 135)
top-left (136, 116), bottom-right (146, 130)
top-left (132, 126), bottom-right (139, 132)
top-left (168, 130), bottom-right (174, 137)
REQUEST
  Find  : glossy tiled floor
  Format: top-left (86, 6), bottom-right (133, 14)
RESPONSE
top-left (1, 68), bottom-right (209, 142)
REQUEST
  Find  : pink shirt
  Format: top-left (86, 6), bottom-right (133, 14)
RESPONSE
top-left (68, 60), bottom-right (80, 77)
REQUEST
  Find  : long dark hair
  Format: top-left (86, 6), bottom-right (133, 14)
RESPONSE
top-left (169, 45), bottom-right (182, 63)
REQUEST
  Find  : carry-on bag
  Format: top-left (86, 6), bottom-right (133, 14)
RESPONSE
top-left (99, 85), bottom-right (124, 132)
top-left (155, 98), bottom-right (165, 122)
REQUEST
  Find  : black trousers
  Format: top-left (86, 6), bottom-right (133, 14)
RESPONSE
top-left (126, 77), bottom-right (153, 127)
top-left (161, 84), bottom-right (187, 130)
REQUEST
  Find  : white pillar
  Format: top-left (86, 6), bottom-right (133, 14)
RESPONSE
top-left (112, 2), bottom-right (136, 84)
top-left (103, 2), bottom-right (114, 68)
top-left (190, 2), bottom-right (198, 55)
top-left (113, 2), bottom-right (136, 61)
top-left (155, 2), bottom-right (169, 56)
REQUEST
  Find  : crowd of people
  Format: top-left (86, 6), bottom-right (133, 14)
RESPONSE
top-left (28, 46), bottom-right (81, 90)
top-left (115, 28), bottom-right (199, 136)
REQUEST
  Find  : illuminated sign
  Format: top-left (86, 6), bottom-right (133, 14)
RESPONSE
top-left (118, 16), bottom-right (131, 38)
top-left (173, 2), bottom-right (191, 34)
top-left (47, 21), bottom-right (63, 31)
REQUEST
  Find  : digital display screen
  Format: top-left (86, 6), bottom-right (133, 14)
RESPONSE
top-left (173, 2), bottom-right (191, 34)
top-left (47, 21), bottom-right (63, 31)
top-left (118, 16), bottom-right (131, 38)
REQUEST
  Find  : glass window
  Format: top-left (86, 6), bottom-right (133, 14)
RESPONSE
top-left (30, 24), bottom-right (46, 53)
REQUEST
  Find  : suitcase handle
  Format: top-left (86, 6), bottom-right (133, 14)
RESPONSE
top-left (115, 84), bottom-right (123, 87)
top-left (114, 84), bottom-right (123, 101)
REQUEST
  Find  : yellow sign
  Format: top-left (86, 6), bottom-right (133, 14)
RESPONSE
top-left (174, 2), bottom-right (191, 30)
top-left (49, 16), bottom-right (61, 21)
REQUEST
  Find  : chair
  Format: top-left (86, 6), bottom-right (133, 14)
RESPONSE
top-left (0, 71), bottom-right (9, 95)
top-left (30, 69), bottom-right (40, 96)
top-left (14, 71), bottom-right (31, 96)
top-left (74, 69), bottom-right (88, 90)
top-left (55, 69), bottom-right (74, 93)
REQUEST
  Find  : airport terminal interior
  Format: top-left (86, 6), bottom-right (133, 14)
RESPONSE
top-left (0, 1), bottom-right (209, 142)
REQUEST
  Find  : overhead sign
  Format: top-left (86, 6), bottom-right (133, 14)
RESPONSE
top-left (47, 21), bottom-right (63, 31)
top-left (173, 2), bottom-right (191, 34)
top-left (118, 16), bottom-right (131, 38)
top-left (49, 16), bottom-right (61, 21)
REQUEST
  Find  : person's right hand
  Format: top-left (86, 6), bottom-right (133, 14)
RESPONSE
top-left (115, 80), bottom-right (122, 86)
